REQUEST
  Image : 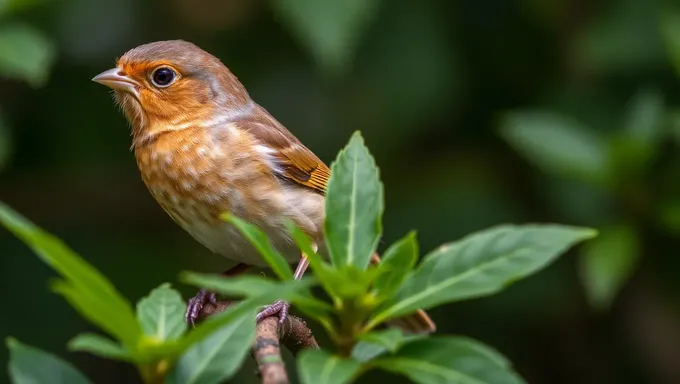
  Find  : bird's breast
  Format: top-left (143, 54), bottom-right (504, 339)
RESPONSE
top-left (132, 123), bottom-right (324, 264)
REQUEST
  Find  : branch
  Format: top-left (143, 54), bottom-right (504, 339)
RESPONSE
top-left (198, 301), bottom-right (319, 384)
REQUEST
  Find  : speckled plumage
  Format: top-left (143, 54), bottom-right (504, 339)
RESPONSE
top-left (133, 121), bottom-right (325, 265)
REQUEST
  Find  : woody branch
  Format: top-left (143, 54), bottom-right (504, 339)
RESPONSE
top-left (198, 301), bottom-right (319, 384)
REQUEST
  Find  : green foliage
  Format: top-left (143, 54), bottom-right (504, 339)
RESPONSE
top-left (2, 132), bottom-right (596, 383)
top-left (7, 338), bottom-right (93, 384)
top-left (500, 111), bottom-right (610, 183)
top-left (372, 231), bottom-right (418, 299)
top-left (661, 6), bottom-right (680, 78)
top-left (221, 213), bottom-right (294, 281)
top-left (219, 131), bottom-right (594, 382)
top-left (0, 23), bottom-right (54, 87)
top-left (136, 283), bottom-right (188, 342)
top-left (369, 224), bottom-right (597, 327)
top-left (297, 349), bottom-right (362, 384)
top-left (372, 337), bottom-right (526, 384)
top-left (325, 131), bottom-right (384, 270)
top-left (68, 334), bottom-right (133, 362)
top-left (0, 202), bottom-right (142, 349)
top-left (0, 202), bottom-right (293, 383)
top-left (0, 0), bottom-right (55, 195)
top-left (270, 0), bottom-right (380, 76)
top-left (579, 225), bottom-right (640, 310)
top-left (165, 313), bottom-right (256, 384)
top-left (499, 86), bottom-right (672, 311)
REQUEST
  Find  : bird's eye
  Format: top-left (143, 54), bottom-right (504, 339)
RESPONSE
top-left (150, 67), bottom-right (176, 87)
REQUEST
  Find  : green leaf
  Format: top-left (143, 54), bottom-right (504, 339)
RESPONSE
top-left (352, 332), bottom-right (426, 363)
top-left (180, 273), bottom-right (314, 299)
top-left (0, 202), bottom-right (141, 348)
top-left (297, 349), bottom-right (362, 384)
top-left (270, 0), bottom-right (380, 75)
top-left (67, 333), bottom-right (132, 362)
top-left (7, 338), bottom-right (93, 384)
top-left (0, 23), bottom-right (55, 87)
top-left (579, 225), bottom-right (639, 310)
top-left (288, 222), bottom-right (354, 299)
top-left (609, 88), bottom-right (665, 175)
top-left (373, 231), bottom-right (418, 299)
top-left (357, 328), bottom-right (406, 353)
top-left (167, 311), bottom-right (256, 384)
top-left (624, 88), bottom-right (664, 145)
top-left (181, 271), bottom-right (333, 323)
top-left (136, 283), bottom-right (187, 342)
top-left (325, 131), bottom-right (384, 269)
top-left (370, 224), bottom-right (596, 326)
top-left (221, 213), bottom-right (293, 281)
top-left (373, 337), bottom-right (526, 384)
top-left (500, 111), bottom-right (609, 182)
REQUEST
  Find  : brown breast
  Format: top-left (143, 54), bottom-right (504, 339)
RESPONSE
top-left (133, 123), bottom-right (281, 231)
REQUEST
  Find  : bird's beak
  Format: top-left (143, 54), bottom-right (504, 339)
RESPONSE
top-left (92, 68), bottom-right (140, 97)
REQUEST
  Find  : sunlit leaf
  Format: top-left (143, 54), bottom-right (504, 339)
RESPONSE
top-left (7, 338), bottom-right (92, 384)
top-left (325, 131), bottom-right (383, 270)
top-left (221, 213), bottom-right (293, 281)
top-left (136, 283), bottom-right (187, 342)
top-left (270, 0), bottom-right (380, 75)
top-left (580, 224), bottom-right (639, 310)
top-left (373, 337), bottom-right (526, 384)
top-left (297, 349), bottom-right (362, 384)
top-left (370, 224), bottom-right (596, 326)
top-left (373, 231), bottom-right (418, 299)
top-left (500, 111), bottom-right (609, 182)
top-left (0, 203), bottom-right (141, 348)
top-left (67, 333), bottom-right (133, 362)
top-left (166, 311), bottom-right (256, 384)
top-left (0, 23), bottom-right (55, 87)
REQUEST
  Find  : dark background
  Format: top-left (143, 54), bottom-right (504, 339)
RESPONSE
top-left (2, 0), bottom-right (680, 383)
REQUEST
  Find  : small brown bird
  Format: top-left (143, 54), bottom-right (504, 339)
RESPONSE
top-left (92, 40), bottom-right (435, 333)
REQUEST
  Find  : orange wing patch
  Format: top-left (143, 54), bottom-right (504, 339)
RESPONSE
top-left (278, 145), bottom-right (330, 194)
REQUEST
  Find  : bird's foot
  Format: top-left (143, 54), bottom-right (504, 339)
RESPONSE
top-left (256, 300), bottom-right (290, 329)
top-left (185, 289), bottom-right (218, 326)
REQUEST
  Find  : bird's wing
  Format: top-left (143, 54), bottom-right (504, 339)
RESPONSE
top-left (234, 107), bottom-right (330, 195)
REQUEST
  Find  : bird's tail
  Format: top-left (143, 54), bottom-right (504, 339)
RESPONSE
top-left (370, 254), bottom-right (436, 334)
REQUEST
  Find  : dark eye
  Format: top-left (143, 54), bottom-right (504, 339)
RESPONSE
top-left (151, 67), bottom-right (176, 87)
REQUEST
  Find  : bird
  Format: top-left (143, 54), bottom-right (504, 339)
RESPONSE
top-left (92, 40), bottom-right (435, 334)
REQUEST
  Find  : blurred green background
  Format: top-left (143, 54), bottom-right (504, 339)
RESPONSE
top-left (2, 0), bottom-right (680, 383)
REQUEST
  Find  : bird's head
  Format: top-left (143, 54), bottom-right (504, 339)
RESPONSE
top-left (92, 40), bottom-right (251, 144)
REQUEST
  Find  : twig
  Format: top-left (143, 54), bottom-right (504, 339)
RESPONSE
top-left (198, 301), bottom-right (319, 384)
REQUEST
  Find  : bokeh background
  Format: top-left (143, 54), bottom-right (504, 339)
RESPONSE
top-left (2, 0), bottom-right (680, 383)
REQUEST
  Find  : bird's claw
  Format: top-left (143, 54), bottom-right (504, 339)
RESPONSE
top-left (256, 300), bottom-right (290, 329)
top-left (185, 289), bottom-right (218, 326)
